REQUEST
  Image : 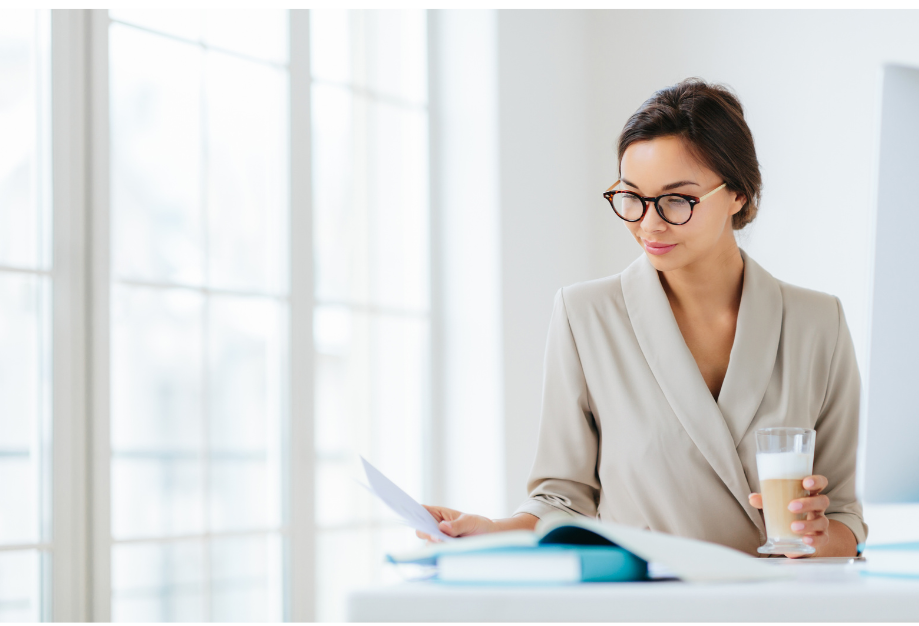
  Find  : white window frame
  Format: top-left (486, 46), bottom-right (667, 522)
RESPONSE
top-left (78, 9), bottom-right (315, 621)
top-left (41, 9), bottom-right (440, 621)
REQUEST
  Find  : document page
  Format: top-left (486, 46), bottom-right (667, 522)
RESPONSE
top-left (360, 456), bottom-right (455, 542)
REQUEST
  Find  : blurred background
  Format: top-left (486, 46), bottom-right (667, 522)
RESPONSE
top-left (2, 8), bottom-right (919, 622)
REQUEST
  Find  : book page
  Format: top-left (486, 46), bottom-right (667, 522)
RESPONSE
top-left (538, 514), bottom-right (792, 583)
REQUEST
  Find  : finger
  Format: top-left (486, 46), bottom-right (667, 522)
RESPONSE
top-left (747, 493), bottom-right (763, 509)
top-left (421, 505), bottom-right (445, 522)
top-left (788, 494), bottom-right (829, 514)
top-left (790, 516), bottom-right (829, 536)
top-left (802, 475), bottom-right (828, 494)
top-left (439, 513), bottom-right (480, 537)
top-left (415, 530), bottom-right (431, 541)
top-left (802, 531), bottom-right (828, 548)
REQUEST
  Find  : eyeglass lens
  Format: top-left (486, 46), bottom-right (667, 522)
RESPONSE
top-left (611, 193), bottom-right (692, 224)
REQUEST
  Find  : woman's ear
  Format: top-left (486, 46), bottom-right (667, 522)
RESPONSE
top-left (730, 192), bottom-right (747, 216)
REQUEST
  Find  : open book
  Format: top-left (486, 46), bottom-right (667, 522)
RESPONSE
top-left (359, 455), bottom-right (789, 584)
top-left (388, 512), bottom-right (792, 583)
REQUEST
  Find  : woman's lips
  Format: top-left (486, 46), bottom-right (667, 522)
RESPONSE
top-left (642, 239), bottom-right (677, 255)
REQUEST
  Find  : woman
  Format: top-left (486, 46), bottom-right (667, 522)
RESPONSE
top-left (418, 78), bottom-right (867, 558)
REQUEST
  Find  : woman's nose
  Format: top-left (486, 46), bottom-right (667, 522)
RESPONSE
top-left (640, 200), bottom-right (667, 231)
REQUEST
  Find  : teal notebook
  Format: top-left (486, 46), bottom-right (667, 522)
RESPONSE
top-left (387, 513), bottom-right (792, 584)
top-left (386, 518), bottom-right (649, 583)
top-left (434, 545), bottom-right (648, 584)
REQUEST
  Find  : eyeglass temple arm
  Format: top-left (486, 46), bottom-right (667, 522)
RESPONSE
top-left (604, 180), bottom-right (621, 194)
top-left (698, 182), bottom-right (727, 201)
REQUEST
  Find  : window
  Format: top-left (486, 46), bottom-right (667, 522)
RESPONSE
top-left (0, 9), bottom-right (430, 621)
top-left (0, 9), bottom-right (52, 622)
top-left (105, 10), bottom-right (288, 621)
top-left (309, 10), bottom-right (430, 621)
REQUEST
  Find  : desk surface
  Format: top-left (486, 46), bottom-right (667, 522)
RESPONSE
top-left (347, 570), bottom-right (919, 622)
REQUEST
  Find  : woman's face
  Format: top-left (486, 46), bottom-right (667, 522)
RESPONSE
top-left (618, 135), bottom-right (745, 273)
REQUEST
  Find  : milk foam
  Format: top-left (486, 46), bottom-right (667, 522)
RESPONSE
top-left (756, 452), bottom-right (813, 480)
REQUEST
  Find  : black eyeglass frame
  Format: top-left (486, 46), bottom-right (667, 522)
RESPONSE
top-left (602, 180), bottom-right (727, 226)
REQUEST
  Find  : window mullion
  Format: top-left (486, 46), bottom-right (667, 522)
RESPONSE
top-left (49, 9), bottom-right (91, 622)
top-left (86, 8), bottom-right (113, 623)
top-left (288, 9), bottom-right (316, 623)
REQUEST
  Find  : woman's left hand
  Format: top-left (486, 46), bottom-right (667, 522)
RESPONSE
top-left (748, 474), bottom-right (830, 558)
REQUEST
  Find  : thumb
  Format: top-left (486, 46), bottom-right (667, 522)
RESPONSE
top-left (439, 515), bottom-right (472, 536)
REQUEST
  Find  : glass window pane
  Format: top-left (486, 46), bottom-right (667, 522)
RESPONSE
top-left (309, 10), bottom-right (351, 84)
top-left (205, 53), bottom-right (288, 294)
top-left (208, 296), bottom-right (283, 532)
top-left (111, 285), bottom-right (205, 539)
top-left (111, 285), bottom-right (204, 453)
top-left (361, 10), bottom-right (427, 105)
top-left (111, 541), bottom-right (206, 622)
top-left (312, 88), bottom-right (429, 311)
top-left (367, 100), bottom-right (429, 311)
top-left (111, 455), bottom-right (205, 540)
top-left (311, 83), bottom-right (359, 305)
top-left (0, 550), bottom-right (44, 622)
top-left (313, 305), bottom-right (427, 527)
top-left (203, 10), bottom-right (288, 65)
top-left (108, 9), bottom-right (203, 42)
top-left (0, 10), bottom-right (50, 271)
top-left (110, 24), bottom-right (204, 285)
top-left (309, 10), bottom-right (426, 105)
top-left (210, 534), bottom-right (283, 621)
top-left (0, 274), bottom-right (50, 546)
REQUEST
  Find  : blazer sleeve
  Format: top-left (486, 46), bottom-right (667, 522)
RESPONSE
top-left (512, 287), bottom-right (601, 520)
top-left (813, 296), bottom-right (869, 549)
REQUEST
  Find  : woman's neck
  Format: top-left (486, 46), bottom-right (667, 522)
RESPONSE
top-left (658, 239), bottom-right (744, 316)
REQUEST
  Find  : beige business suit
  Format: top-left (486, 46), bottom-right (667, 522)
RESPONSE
top-left (513, 248), bottom-right (868, 556)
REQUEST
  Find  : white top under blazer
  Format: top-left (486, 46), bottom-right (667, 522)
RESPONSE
top-left (513, 248), bottom-right (868, 556)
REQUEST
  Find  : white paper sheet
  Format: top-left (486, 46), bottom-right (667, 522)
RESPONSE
top-left (360, 456), bottom-right (455, 542)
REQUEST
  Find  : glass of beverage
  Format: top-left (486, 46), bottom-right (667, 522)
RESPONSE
top-left (755, 427), bottom-right (816, 555)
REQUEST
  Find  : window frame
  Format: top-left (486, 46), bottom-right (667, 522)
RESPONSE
top-left (32, 9), bottom-right (437, 621)
top-left (83, 9), bottom-right (315, 621)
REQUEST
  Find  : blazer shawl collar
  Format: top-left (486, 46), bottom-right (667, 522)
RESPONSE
top-left (620, 248), bottom-right (782, 536)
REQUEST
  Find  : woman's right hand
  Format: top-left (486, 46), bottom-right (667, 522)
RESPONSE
top-left (415, 505), bottom-right (498, 544)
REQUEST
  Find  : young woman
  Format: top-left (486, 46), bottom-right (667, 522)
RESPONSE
top-left (418, 78), bottom-right (866, 558)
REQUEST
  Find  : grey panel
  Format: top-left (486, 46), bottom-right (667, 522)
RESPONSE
top-left (864, 64), bottom-right (919, 504)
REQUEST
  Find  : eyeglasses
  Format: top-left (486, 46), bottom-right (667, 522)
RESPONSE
top-left (603, 180), bottom-right (727, 226)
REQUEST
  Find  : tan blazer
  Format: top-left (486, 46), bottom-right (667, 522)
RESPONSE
top-left (513, 248), bottom-right (868, 556)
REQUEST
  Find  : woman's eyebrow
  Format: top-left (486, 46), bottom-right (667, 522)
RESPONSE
top-left (621, 177), bottom-right (699, 192)
top-left (662, 180), bottom-right (699, 191)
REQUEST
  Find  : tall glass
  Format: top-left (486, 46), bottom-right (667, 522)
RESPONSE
top-left (755, 427), bottom-right (816, 555)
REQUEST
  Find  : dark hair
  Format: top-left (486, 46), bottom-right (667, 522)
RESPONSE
top-left (617, 78), bottom-right (762, 230)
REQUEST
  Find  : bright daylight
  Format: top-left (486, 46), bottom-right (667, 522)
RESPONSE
top-left (1, 7), bottom-right (919, 624)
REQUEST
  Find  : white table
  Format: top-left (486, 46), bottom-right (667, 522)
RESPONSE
top-left (347, 566), bottom-right (919, 622)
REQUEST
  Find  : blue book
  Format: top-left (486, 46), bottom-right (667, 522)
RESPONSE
top-left (386, 517), bottom-right (648, 583)
top-left (387, 513), bottom-right (790, 584)
top-left (435, 545), bottom-right (648, 584)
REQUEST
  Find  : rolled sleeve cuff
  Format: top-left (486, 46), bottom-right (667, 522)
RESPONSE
top-left (826, 512), bottom-right (868, 552)
top-left (512, 497), bottom-right (582, 521)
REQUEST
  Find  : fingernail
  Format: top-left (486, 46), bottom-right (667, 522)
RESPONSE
top-left (804, 479), bottom-right (814, 488)
top-left (804, 536), bottom-right (814, 544)
top-left (441, 521), bottom-right (451, 528)
top-left (791, 522), bottom-right (805, 531)
top-left (789, 502), bottom-right (803, 511)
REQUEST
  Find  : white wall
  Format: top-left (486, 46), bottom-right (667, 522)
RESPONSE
top-left (493, 10), bottom-right (919, 519)
top-left (496, 11), bottom-right (637, 516)
top-left (589, 9), bottom-right (919, 375)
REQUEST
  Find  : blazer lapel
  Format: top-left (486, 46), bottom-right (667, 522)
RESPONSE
top-left (620, 251), bottom-right (768, 535)
top-left (717, 249), bottom-right (783, 447)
